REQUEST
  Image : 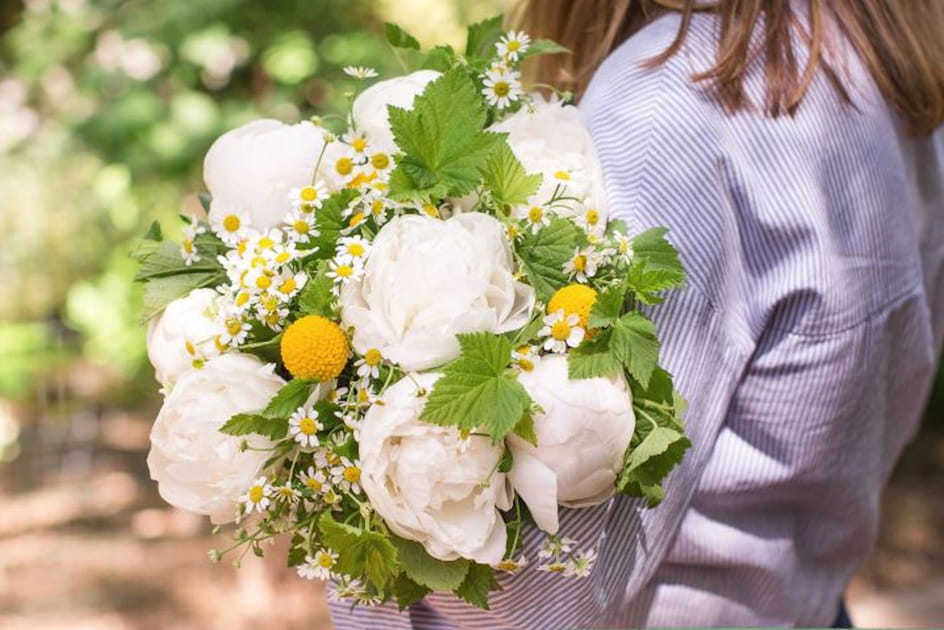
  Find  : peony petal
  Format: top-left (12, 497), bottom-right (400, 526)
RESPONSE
top-left (508, 449), bottom-right (560, 534)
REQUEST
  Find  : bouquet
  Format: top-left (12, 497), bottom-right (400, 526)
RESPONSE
top-left (136, 16), bottom-right (689, 610)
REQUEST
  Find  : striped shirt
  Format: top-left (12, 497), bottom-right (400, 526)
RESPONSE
top-left (330, 10), bottom-right (944, 628)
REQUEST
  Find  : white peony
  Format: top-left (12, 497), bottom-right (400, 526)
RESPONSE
top-left (204, 119), bottom-right (326, 231)
top-left (491, 95), bottom-right (608, 220)
top-left (351, 70), bottom-right (441, 154)
top-left (340, 212), bottom-right (535, 371)
top-left (147, 353), bottom-right (285, 524)
top-left (358, 372), bottom-right (512, 564)
top-left (146, 288), bottom-right (223, 388)
top-left (508, 355), bottom-right (635, 534)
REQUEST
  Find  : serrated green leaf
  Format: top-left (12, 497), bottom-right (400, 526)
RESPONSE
top-left (511, 410), bottom-right (537, 446)
top-left (391, 573), bottom-right (431, 610)
top-left (387, 69), bottom-right (505, 201)
top-left (521, 39), bottom-right (570, 59)
top-left (219, 413), bottom-right (288, 440)
top-left (465, 15), bottom-right (504, 60)
top-left (139, 271), bottom-right (224, 321)
top-left (391, 537), bottom-right (470, 591)
top-left (134, 240), bottom-right (221, 280)
top-left (421, 45), bottom-right (457, 71)
top-left (515, 217), bottom-right (580, 301)
top-left (309, 189), bottom-right (359, 257)
top-left (262, 379), bottom-right (318, 418)
top-left (588, 285), bottom-right (624, 329)
top-left (454, 563), bottom-right (499, 611)
top-left (567, 328), bottom-right (622, 379)
top-left (319, 513), bottom-right (400, 588)
top-left (198, 193), bottom-right (212, 212)
top-left (627, 227), bottom-right (685, 304)
top-left (605, 217), bottom-right (629, 238)
top-left (480, 143), bottom-right (542, 209)
top-left (610, 311), bottom-right (660, 388)
top-left (384, 22), bottom-right (420, 50)
top-left (287, 533), bottom-right (307, 567)
top-left (296, 261), bottom-right (335, 317)
top-left (419, 332), bottom-right (531, 442)
top-left (617, 429), bottom-right (690, 507)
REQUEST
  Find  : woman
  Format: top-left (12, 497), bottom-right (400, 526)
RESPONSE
top-left (330, 1), bottom-right (944, 627)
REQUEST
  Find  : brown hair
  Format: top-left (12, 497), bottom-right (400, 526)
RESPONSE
top-left (517, 0), bottom-right (944, 134)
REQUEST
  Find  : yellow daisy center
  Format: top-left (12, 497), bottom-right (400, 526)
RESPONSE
top-left (507, 41), bottom-right (521, 52)
top-left (305, 477), bottom-right (322, 492)
top-left (248, 485), bottom-right (264, 504)
top-left (351, 137), bottom-right (368, 152)
top-left (346, 243), bottom-right (366, 257)
top-left (497, 559), bottom-right (519, 571)
top-left (293, 220), bottom-right (310, 234)
top-left (226, 319), bottom-right (243, 335)
top-left (317, 553), bottom-right (335, 568)
top-left (422, 203), bottom-right (440, 218)
top-left (348, 212), bottom-right (365, 227)
top-left (258, 236), bottom-right (275, 249)
top-left (343, 466), bottom-right (361, 483)
top-left (550, 319), bottom-right (572, 341)
top-left (275, 251), bottom-right (292, 264)
top-left (335, 157), bottom-right (353, 175)
top-left (371, 152), bottom-right (390, 169)
top-left (493, 81), bottom-right (510, 97)
top-left (222, 215), bottom-right (241, 232)
top-left (572, 254), bottom-right (587, 272)
top-left (299, 416), bottom-right (318, 435)
top-left (364, 348), bottom-right (382, 366)
top-left (184, 340), bottom-right (196, 356)
top-left (255, 275), bottom-right (272, 289)
top-left (585, 209), bottom-right (599, 226)
top-left (235, 292), bottom-right (251, 307)
top-left (528, 206), bottom-right (543, 223)
top-left (335, 264), bottom-right (354, 278)
top-left (518, 357), bottom-right (535, 372)
top-left (183, 240), bottom-right (194, 254)
top-left (300, 186), bottom-right (318, 201)
top-left (278, 277), bottom-right (297, 294)
top-left (554, 170), bottom-right (571, 181)
top-left (371, 199), bottom-right (384, 215)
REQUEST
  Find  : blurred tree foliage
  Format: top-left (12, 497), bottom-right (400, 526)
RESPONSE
top-left (0, 0), bottom-right (500, 402)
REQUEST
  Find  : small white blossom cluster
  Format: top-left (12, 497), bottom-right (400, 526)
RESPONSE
top-left (481, 31), bottom-right (530, 110)
top-left (535, 536), bottom-right (597, 578)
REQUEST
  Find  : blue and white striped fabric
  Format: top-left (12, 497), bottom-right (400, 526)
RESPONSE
top-left (330, 9), bottom-right (944, 628)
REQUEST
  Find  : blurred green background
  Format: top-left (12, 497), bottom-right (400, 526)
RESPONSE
top-left (0, 1), bottom-right (941, 628)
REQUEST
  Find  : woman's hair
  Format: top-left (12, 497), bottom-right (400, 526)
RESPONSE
top-left (517, 0), bottom-right (944, 134)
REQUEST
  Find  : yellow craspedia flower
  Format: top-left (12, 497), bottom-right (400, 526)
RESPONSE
top-left (548, 284), bottom-right (598, 330)
top-left (281, 316), bottom-right (349, 381)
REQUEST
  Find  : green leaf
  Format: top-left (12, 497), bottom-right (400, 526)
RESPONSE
top-left (384, 22), bottom-right (420, 50)
top-left (387, 69), bottom-right (505, 201)
top-left (521, 39), bottom-right (570, 59)
top-left (198, 193), bottom-right (212, 212)
top-left (510, 313), bottom-right (544, 347)
top-left (296, 261), bottom-right (335, 317)
top-left (515, 217), bottom-right (580, 301)
top-left (618, 428), bottom-right (690, 507)
top-left (627, 228), bottom-right (685, 304)
top-left (139, 271), bottom-right (224, 321)
top-left (605, 217), bottom-right (629, 238)
top-left (238, 334), bottom-right (282, 364)
top-left (143, 220), bottom-right (163, 242)
top-left (391, 537), bottom-right (470, 591)
top-left (262, 379), bottom-right (318, 418)
top-left (512, 409), bottom-right (538, 446)
top-left (588, 285), bottom-right (624, 329)
top-left (310, 189), bottom-right (359, 257)
top-left (465, 15), bottom-right (504, 60)
top-left (319, 513), bottom-right (400, 588)
top-left (454, 563), bottom-right (499, 610)
top-left (219, 413), bottom-right (288, 441)
top-left (287, 532), bottom-right (307, 567)
top-left (610, 311), bottom-right (660, 388)
top-left (391, 573), bottom-right (431, 610)
top-left (134, 240), bottom-right (220, 280)
top-left (567, 328), bottom-right (622, 379)
top-left (419, 332), bottom-right (531, 442)
top-left (421, 45), bottom-right (457, 72)
top-left (480, 143), bottom-right (542, 209)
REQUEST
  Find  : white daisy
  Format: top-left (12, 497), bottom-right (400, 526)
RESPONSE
top-left (289, 183), bottom-right (325, 210)
top-left (563, 246), bottom-right (603, 283)
top-left (273, 270), bottom-right (307, 301)
top-left (539, 309), bottom-right (585, 354)
top-left (315, 448), bottom-right (342, 469)
top-left (565, 549), bottom-right (597, 578)
top-left (538, 535), bottom-right (577, 559)
top-left (343, 65), bottom-right (378, 79)
top-left (524, 205), bottom-right (549, 233)
top-left (482, 67), bottom-right (522, 110)
top-left (335, 235), bottom-right (372, 263)
top-left (268, 240), bottom-right (300, 266)
top-left (274, 484), bottom-right (301, 505)
top-left (297, 548), bottom-right (339, 580)
top-left (299, 466), bottom-right (329, 495)
top-left (495, 554), bottom-right (529, 574)
top-left (210, 209), bottom-right (250, 246)
top-left (180, 218), bottom-right (206, 266)
top-left (496, 30), bottom-right (531, 61)
top-left (217, 316), bottom-right (251, 347)
top-left (354, 347), bottom-right (383, 382)
top-left (612, 231), bottom-right (634, 263)
top-left (575, 207), bottom-right (603, 234)
top-left (512, 345), bottom-right (541, 373)
top-left (326, 258), bottom-right (364, 285)
top-left (330, 456), bottom-right (362, 494)
top-left (289, 405), bottom-right (323, 448)
top-left (239, 476), bottom-right (272, 514)
top-left (284, 209), bottom-right (318, 243)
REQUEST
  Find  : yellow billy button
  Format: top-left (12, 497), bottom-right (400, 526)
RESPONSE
top-left (548, 284), bottom-right (598, 331)
top-left (280, 315), bottom-right (350, 381)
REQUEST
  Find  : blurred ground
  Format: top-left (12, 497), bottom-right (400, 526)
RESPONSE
top-left (0, 391), bottom-right (942, 628)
